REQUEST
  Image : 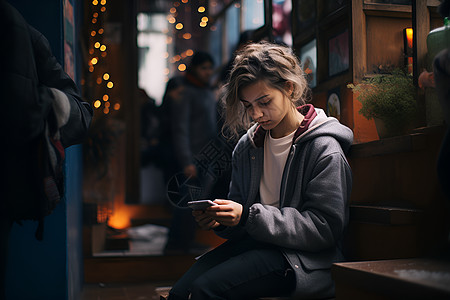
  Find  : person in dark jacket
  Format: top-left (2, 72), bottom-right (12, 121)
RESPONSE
top-left (164, 51), bottom-right (217, 254)
top-left (168, 42), bottom-right (353, 300)
top-left (0, 1), bottom-right (93, 297)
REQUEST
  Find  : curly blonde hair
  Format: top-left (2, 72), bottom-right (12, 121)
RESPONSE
top-left (221, 41), bottom-right (308, 139)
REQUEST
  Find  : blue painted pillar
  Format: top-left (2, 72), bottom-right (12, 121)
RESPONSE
top-left (5, 1), bottom-right (84, 299)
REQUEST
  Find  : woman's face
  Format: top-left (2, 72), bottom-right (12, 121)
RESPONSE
top-left (239, 80), bottom-right (294, 136)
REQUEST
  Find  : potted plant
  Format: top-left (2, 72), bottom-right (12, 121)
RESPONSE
top-left (347, 69), bottom-right (417, 138)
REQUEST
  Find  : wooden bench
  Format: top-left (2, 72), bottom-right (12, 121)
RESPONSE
top-left (332, 258), bottom-right (450, 299)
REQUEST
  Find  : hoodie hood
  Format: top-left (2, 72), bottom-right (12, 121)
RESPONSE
top-left (247, 104), bottom-right (353, 154)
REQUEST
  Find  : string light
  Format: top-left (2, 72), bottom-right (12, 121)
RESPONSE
top-left (103, 94), bottom-right (109, 101)
top-left (101, 52), bottom-right (107, 57)
top-left (198, 6), bottom-right (205, 13)
top-left (89, 49), bottom-right (95, 54)
top-left (103, 73), bottom-right (110, 80)
top-left (100, 0), bottom-right (106, 5)
top-left (201, 16), bottom-right (208, 22)
top-left (93, 12), bottom-right (98, 18)
top-left (101, 6), bottom-right (106, 12)
top-left (186, 49), bottom-right (194, 56)
top-left (103, 107), bottom-right (109, 114)
top-left (107, 82), bottom-right (114, 88)
top-left (200, 21), bottom-right (207, 27)
top-left (94, 100), bottom-right (101, 108)
top-left (100, 45), bottom-right (107, 51)
top-left (92, 0), bottom-right (98, 5)
top-left (181, 0), bottom-right (188, 3)
top-left (170, 7), bottom-right (176, 13)
top-left (92, 18), bottom-right (97, 24)
top-left (174, 2), bottom-right (180, 7)
top-left (175, 23), bottom-right (183, 30)
top-left (114, 103), bottom-right (120, 110)
top-left (91, 30), bottom-right (96, 36)
top-left (96, 77), bottom-right (102, 84)
top-left (105, 102), bottom-right (110, 108)
top-left (98, 28), bottom-right (104, 34)
top-left (94, 42), bottom-right (100, 48)
top-left (183, 33), bottom-right (191, 39)
top-left (178, 64), bottom-right (186, 71)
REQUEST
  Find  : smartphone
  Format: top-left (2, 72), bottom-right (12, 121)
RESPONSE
top-left (187, 199), bottom-right (217, 210)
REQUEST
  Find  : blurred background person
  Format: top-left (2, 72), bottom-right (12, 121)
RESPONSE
top-left (165, 51), bottom-right (217, 254)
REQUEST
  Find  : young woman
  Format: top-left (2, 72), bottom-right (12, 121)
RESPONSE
top-left (168, 42), bottom-right (353, 300)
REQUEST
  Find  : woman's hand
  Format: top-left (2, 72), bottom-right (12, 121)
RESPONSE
top-left (205, 199), bottom-right (243, 227)
top-left (192, 210), bottom-right (221, 230)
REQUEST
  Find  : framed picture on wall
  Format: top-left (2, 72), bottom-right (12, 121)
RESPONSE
top-left (327, 88), bottom-right (341, 120)
top-left (328, 29), bottom-right (349, 77)
top-left (300, 39), bottom-right (317, 88)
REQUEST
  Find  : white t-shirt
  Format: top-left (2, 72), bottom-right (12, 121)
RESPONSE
top-left (260, 129), bottom-right (296, 208)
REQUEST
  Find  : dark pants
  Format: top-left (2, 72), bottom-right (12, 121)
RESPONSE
top-left (0, 217), bottom-right (12, 300)
top-left (168, 238), bottom-right (295, 300)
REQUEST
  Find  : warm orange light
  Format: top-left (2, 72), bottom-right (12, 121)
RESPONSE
top-left (201, 17), bottom-right (208, 22)
top-left (103, 73), bottom-right (110, 80)
top-left (168, 17), bottom-right (176, 24)
top-left (89, 66), bottom-right (94, 72)
top-left (181, 0), bottom-right (188, 3)
top-left (94, 42), bottom-right (100, 48)
top-left (181, 52), bottom-right (187, 58)
top-left (91, 58), bottom-right (98, 65)
top-left (200, 21), bottom-right (207, 27)
top-left (96, 77), bottom-right (102, 84)
top-left (101, 6), bottom-right (106, 12)
top-left (178, 63), bottom-right (186, 71)
top-left (91, 30), bottom-right (96, 36)
top-left (113, 103), bottom-right (121, 110)
top-left (101, 52), bottom-right (107, 57)
top-left (103, 107), bottom-right (109, 114)
top-left (183, 33), bottom-right (192, 39)
top-left (186, 49), bottom-right (194, 56)
top-left (107, 81), bottom-right (114, 88)
top-left (174, 1), bottom-right (180, 7)
top-left (93, 12), bottom-right (98, 18)
top-left (198, 6), bottom-right (205, 13)
top-left (108, 210), bottom-right (130, 229)
top-left (92, 18), bottom-right (97, 24)
top-left (406, 28), bottom-right (413, 49)
top-left (89, 48), bottom-right (95, 54)
top-left (92, 0), bottom-right (98, 5)
top-left (103, 94), bottom-right (109, 101)
top-left (100, 0), bottom-right (106, 5)
top-left (105, 101), bottom-right (110, 108)
top-left (94, 100), bottom-right (101, 108)
top-left (100, 45), bottom-right (107, 51)
top-left (170, 7), bottom-right (176, 13)
top-left (98, 28), bottom-right (104, 34)
top-left (175, 23), bottom-right (183, 30)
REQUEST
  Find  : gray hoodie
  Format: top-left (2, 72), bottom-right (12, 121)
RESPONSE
top-left (215, 105), bottom-right (353, 298)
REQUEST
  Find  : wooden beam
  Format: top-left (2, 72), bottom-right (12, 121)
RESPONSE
top-left (351, 0), bottom-right (367, 81)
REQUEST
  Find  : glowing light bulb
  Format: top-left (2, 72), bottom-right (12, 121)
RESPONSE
top-left (201, 17), bottom-right (208, 22)
top-left (103, 107), bottom-right (109, 114)
top-left (175, 23), bottom-right (183, 30)
top-left (92, 18), bottom-right (97, 24)
top-left (186, 49), bottom-right (194, 56)
top-left (96, 77), bottom-right (102, 84)
top-left (98, 28), bottom-right (104, 34)
top-left (91, 58), bottom-right (98, 65)
top-left (93, 12), bottom-right (98, 18)
top-left (100, 0), bottom-right (106, 5)
top-left (170, 7), bottom-right (176, 13)
top-left (200, 21), bottom-right (207, 27)
top-left (105, 102), bottom-right (110, 108)
top-left (91, 31), bottom-right (96, 36)
top-left (178, 64), bottom-right (186, 71)
top-left (94, 100), bottom-right (101, 108)
top-left (114, 103), bottom-right (120, 110)
top-left (94, 42), bottom-right (100, 48)
top-left (103, 94), bottom-right (109, 101)
top-left (100, 45), bottom-right (107, 51)
top-left (198, 6), bottom-right (205, 13)
top-left (183, 33), bottom-right (192, 39)
top-left (92, 0), bottom-right (98, 5)
top-left (103, 73), bottom-right (110, 80)
top-left (107, 82), bottom-right (114, 88)
top-left (101, 6), bottom-right (106, 12)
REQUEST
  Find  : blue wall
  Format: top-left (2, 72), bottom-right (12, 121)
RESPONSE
top-left (6, 1), bottom-right (84, 299)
